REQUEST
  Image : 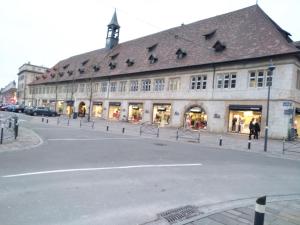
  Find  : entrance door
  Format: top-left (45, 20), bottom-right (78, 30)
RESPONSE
top-left (153, 104), bottom-right (171, 125)
top-left (78, 102), bottom-right (86, 117)
top-left (184, 106), bottom-right (207, 130)
top-left (108, 102), bottom-right (121, 120)
top-left (128, 103), bottom-right (143, 123)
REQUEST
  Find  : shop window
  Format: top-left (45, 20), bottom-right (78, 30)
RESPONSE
top-left (153, 104), bottom-right (171, 125)
top-left (92, 102), bottom-right (103, 118)
top-left (190, 75), bottom-right (207, 90)
top-left (184, 106), bottom-right (207, 130)
top-left (101, 82), bottom-right (107, 92)
top-left (128, 104), bottom-right (143, 123)
top-left (119, 81), bottom-right (127, 92)
top-left (154, 79), bottom-right (165, 91)
top-left (130, 80), bottom-right (139, 92)
top-left (142, 80), bottom-right (151, 91)
top-left (108, 103), bottom-right (121, 120)
top-left (110, 82), bottom-right (117, 92)
top-left (216, 73), bottom-right (236, 89)
top-left (169, 77), bottom-right (180, 91)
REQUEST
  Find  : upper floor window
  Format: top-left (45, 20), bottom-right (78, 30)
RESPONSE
top-left (79, 84), bottom-right (85, 93)
top-left (154, 79), bottom-right (165, 91)
top-left (142, 79), bottom-right (151, 91)
top-left (190, 75), bottom-right (207, 90)
top-left (130, 80), bottom-right (139, 92)
top-left (119, 81), bottom-right (127, 92)
top-left (248, 70), bottom-right (273, 88)
top-left (93, 83), bottom-right (99, 92)
top-left (110, 82), bottom-right (117, 92)
top-left (217, 73), bottom-right (236, 89)
top-left (101, 82), bottom-right (107, 92)
top-left (169, 77), bottom-right (180, 91)
top-left (86, 84), bottom-right (91, 93)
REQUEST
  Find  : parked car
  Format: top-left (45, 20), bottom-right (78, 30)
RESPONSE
top-left (27, 107), bottom-right (58, 117)
top-left (10, 104), bottom-right (26, 113)
top-left (0, 104), bottom-right (9, 111)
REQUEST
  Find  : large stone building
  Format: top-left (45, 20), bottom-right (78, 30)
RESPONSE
top-left (28, 5), bottom-right (300, 138)
top-left (17, 63), bottom-right (48, 106)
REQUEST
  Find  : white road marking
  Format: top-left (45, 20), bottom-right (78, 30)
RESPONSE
top-left (47, 137), bottom-right (143, 141)
top-left (2, 163), bottom-right (202, 178)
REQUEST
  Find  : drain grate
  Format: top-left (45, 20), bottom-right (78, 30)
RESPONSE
top-left (159, 205), bottom-right (200, 224)
top-left (153, 143), bottom-right (167, 146)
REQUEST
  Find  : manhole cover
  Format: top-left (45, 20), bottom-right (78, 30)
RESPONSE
top-left (153, 143), bottom-right (167, 146)
top-left (159, 205), bottom-right (200, 224)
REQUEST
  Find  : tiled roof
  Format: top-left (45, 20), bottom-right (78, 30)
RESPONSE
top-left (32, 5), bottom-right (300, 85)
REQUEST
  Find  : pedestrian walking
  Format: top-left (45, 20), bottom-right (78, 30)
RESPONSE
top-left (249, 118), bottom-right (255, 140)
top-left (254, 121), bottom-right (260, 139)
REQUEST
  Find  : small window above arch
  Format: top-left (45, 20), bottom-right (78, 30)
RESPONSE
top-left (212, 40), bottom-right (226, 52)
top-left (126, 59), bottom-right (135, 67)
top-left (176, 48), bottom-right (187, 59)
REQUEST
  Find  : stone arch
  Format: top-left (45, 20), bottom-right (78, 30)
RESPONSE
top-left (183, 103), bottom-right (208, 130)
top-left (78, 101), bottom-right (86, 117)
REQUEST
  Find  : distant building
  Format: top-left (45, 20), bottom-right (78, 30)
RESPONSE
top-left (17, 63), bottom-right (48, 106)
top-left (0, 81), bottom-right (17, 104)
top-left (28, 5), bottom-right (300, 138)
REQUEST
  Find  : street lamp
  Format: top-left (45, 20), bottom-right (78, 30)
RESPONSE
top-left (264, 60), bottom-right (275, 152)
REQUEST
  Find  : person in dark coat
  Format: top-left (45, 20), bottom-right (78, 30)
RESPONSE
top-left (249, 118), bottom-right (255, 140)
top-left (254, 121), bottom-right (260, 139)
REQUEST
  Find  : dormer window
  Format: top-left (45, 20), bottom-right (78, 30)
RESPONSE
top-left (82, 59), bottom-right (89, 66)
top-left (126, 59), bottom-right (134, 67)
top-left (46, 69), bottom-right (51, 73)
top-left (58, 72), bottom-right (64, 77)
top-left (213, 40), bottom-right (226, 52)
top-left (203, 29), bottom-right (217, 40)
top-left (147, 43), bottom-right (158, 52)
top-left (148, 54), bottom-right (158, 64)
top-left (50, 73), bottom-right (56, 78)
top-left (78, 68), bottom-right (85, 74)
top-left (42, 74), bottom-right (47, 79)
top-left (109, 62), bottom-right (116, 70)
top-left (53, 67), bottom-right (58, 71)
top-left (63, 64), bottom-right (70, 70)
top-left (36, 76), bottom-right (40, 80)
top-left (176, 48), bottom-right (187, 59)
top-left (67, 70), bottom-right (73, 76)
top-left (110, 53), bottom-right (119, 60)
top-left (93, 65), bottom-right (100, 72)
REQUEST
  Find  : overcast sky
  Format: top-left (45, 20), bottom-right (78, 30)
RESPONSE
top-left (0, 0), bottom-right (299, 89)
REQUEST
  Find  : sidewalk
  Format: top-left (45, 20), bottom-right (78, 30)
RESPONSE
top-left (143, 195), bottom-right (300, 225)
top-left (35, 116), bottom-right (300, 161)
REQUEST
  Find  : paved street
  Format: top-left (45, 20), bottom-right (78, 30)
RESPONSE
top-left (0, 114), bottom-right (300, 225)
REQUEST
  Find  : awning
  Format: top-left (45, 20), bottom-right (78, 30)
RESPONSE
top-left (229, 105), bottom-right (262, 111)
top-left (66, 100), bottom-right (74, 106)
top-left (109, 102), bottom-right (121, 106)
top-left (93, 101), bottom-right (102, 106)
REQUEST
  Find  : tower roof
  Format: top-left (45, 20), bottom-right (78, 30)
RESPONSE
top-left (108, 10), bottom-right (120, 28)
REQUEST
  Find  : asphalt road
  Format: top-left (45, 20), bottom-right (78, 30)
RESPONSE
top-left (0, 118), bottom-right (300, 225)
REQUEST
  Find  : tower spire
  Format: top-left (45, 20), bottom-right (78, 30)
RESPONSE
top-left (105, 9), bottom-right (120, 49)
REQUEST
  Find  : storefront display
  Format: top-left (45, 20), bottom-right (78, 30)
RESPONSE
top-left (128, 103), bottom-right (143, 123)
top-left (228, 105), bottom-right (262, 134)
top-left (78, 102), bottom-right (86, 117)
top-left (92, 102), bottom-right (103, 118)
top-left (153, 104), bottom-right (171, 125)
top-left (184, 106), bottom-right (207, 129)
top-left (57, 100), bottom-right (64, 114)
top-left (108, 102), bottom-right (121, 120)
top-left (66, 100), bottom-right (74, 117)
top-left (294, 108), bottom-right (300, 137)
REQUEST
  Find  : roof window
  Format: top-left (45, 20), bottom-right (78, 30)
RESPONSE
top-left (109, 62), bottom-right (117, 70)
top-left (176, 48), bottom-right (187, 59)
top-left (212, 40), bottom-right (226, 52)
top-left (126, 59), bottom-right (134, 67)
top-left (82, 59), bottom-right (89, 66)
top-left (147, 43), bottom-right (158, 52)
top-left (42, 74), bottom-right (47, 79)
top-left (50, 73), bottom-right (56, 78)
top-left (35, 76), bottom-right (40, 80)
top-left (78, 68), bottom-right (85, 74)
top-left (93, 65), bottom-right (100, 72)
top-left (63, 64), bottom-right (70, 70)
top-left (67, 70), bottom-right (73, 76)
top-left (110, 53), bottom-right (119, 60)
top-left (148, 54), bottom-right (158, 64)
top-left (58, 72), bottom-right (64, 77)
top-left (203, 29), bottom-right (217, 40)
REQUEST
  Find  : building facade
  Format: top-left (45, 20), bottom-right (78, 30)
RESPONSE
top-left (28, 5), bottom-right (300, 138)
top-left (17, 63), bottom-right (48, 106)
top-left (0, 81), bottom-right (17, 104)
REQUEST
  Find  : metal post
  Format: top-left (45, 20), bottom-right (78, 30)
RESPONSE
top-left (248, 140), bottom-right (251, 150)
top-left (140, 126), bottom-right (142, 136)
top-left (122, 127), bottom-right (125, 134)
top-left (42, 117), bottom-right (44, 122)
top-left (219, 136), bottom-right (223, 146)
top-left (197, 132), bottom-right (200, 143)
top-left (176, 128), bottom-right (179, 140)
top-left (254, 196), bottom-right (266, 225)
top-left (157, 127), bottom-right (159, 138)
top-left (14, 123), bottom-right (19, 139)
top-left (92, 121), bottom-right (95, 129)
top-left (264, 84), bottom-right (270, 152)
top-left (57, 117), bottom-right (59, 125)
top-left (67, 119), bottom-right (70, 126)
top-left (106, 125), bottom-right (109, 131)
top-left (80, 119), bottom-right (82, 128)
top-left (46, 119), bottom-right (48, 123)
top-left (282, 137), bottom-right (285, 154)
top-left (0, 126), bottom-right (3, 144)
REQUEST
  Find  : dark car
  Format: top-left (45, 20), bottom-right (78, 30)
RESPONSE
top-left (11, 104), bottom-right (26, 113)
top-left (28, 107), bottom-right (58, 117)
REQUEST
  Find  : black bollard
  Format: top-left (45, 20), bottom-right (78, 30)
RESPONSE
top-left (248, 140), bottom-right (251, 150)
top-left (14, 123), bottom-right (19, 139)
top-left (106, 126), bottom-right (109, 131)
top-left (219, 136), bottom-right (223, 146)
top-left (46, 119), bottom-right (49, 123)
top-left (0, 127), bottom-right (3, 144)
top-left (122, 127), bottom-right (125, 134)
top-left (254, 196), bottom-right (266, 225)
top-left (42, 118), bottom-right (44, 122)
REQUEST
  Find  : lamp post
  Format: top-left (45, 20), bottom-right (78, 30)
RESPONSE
top-left (264, 60), bottom-right (275, 152)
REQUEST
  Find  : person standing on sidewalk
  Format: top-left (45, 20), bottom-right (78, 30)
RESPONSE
top-left (254, 121), bottom-right (260, 139)
top-left (249, 118), bottom-right (255, 140)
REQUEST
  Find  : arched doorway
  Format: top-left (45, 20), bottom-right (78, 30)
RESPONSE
top-left (78, 102), bottom-right (86, 117)
top-left (184, 106), bottom-right (207, 129)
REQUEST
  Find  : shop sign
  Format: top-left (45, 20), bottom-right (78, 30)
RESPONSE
top-left (174, 111), bottom-right (179, 116)
top-left (214, 113), bottom-right (221, 118)
top-left (284, 109), bottom-right (293, 115)
top-left (93, 101), bottom-right (102, 106)
top-left (283, 101), bottom-right (292, 107)
top-left (109, 102), bottom-right (121, 106)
